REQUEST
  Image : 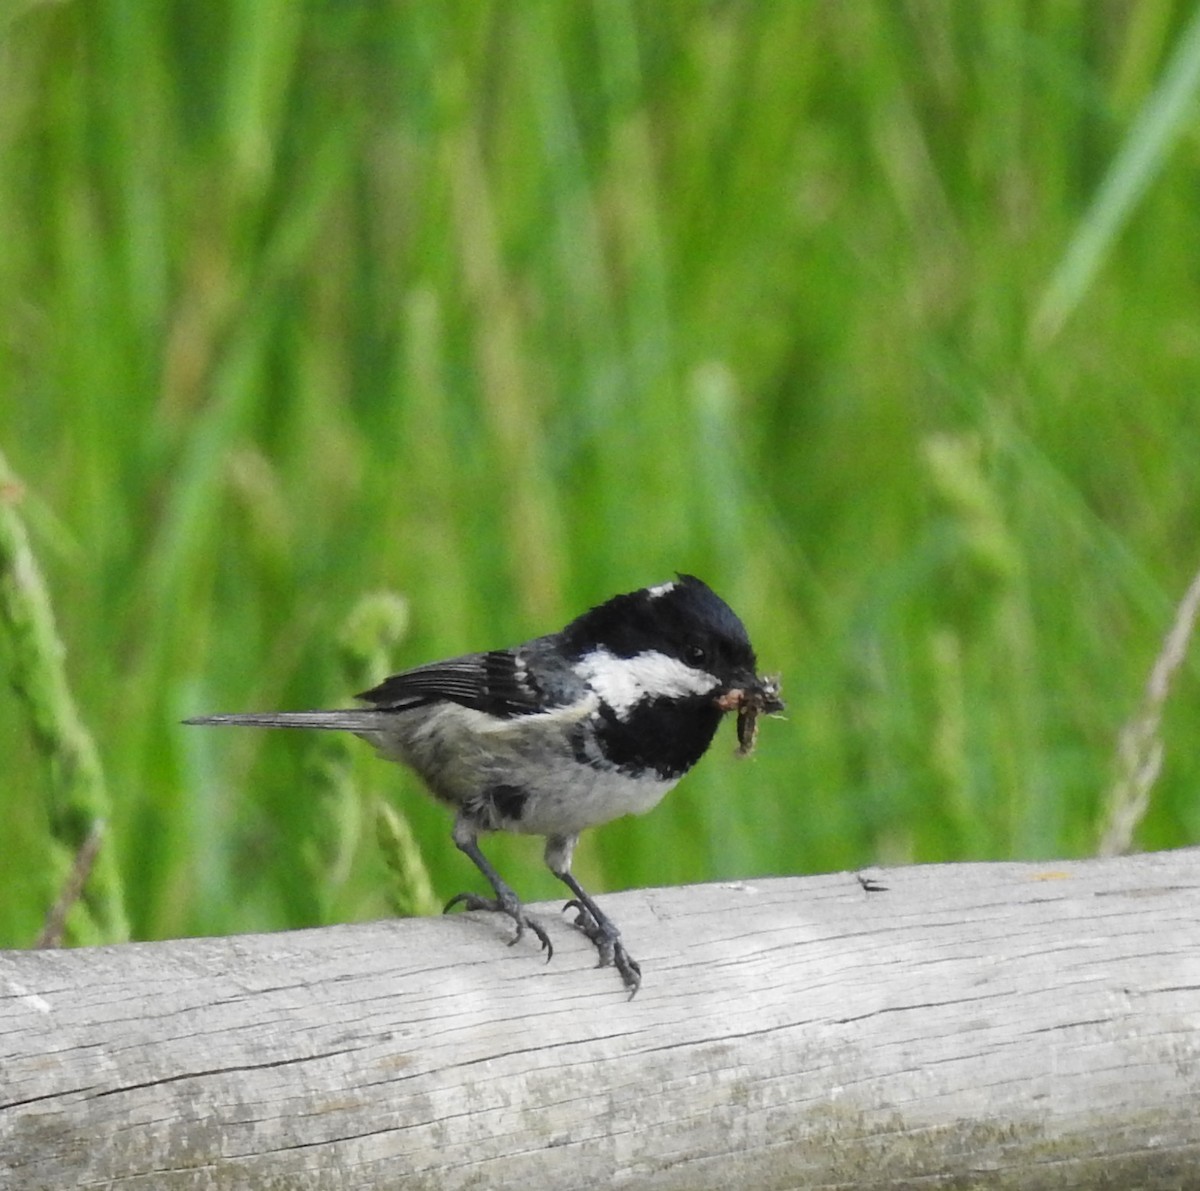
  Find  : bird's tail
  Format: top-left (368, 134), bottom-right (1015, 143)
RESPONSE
top-left (184, 710), bottom-right (387, 732)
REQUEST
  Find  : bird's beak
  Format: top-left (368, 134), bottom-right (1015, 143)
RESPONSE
top-left (715, 674), bottom-right (784, 756)
top-left (714, 674), bottom-right (785, 715)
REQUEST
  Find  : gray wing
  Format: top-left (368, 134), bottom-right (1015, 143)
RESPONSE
top-left (358, 644), bottom-right (576, 719)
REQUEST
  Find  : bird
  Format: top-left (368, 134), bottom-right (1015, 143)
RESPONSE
top-left (186, 574), bottom-right (782, 995)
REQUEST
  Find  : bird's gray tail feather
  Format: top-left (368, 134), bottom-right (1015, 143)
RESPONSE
top-left (184, 710), bottom-right (386, 732)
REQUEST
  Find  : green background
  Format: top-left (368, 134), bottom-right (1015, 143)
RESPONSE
top-left (3, 1), bottom-right (1199, 949)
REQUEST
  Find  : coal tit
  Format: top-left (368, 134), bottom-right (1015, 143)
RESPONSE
top-left (187, 574), bottom-right (782, 995)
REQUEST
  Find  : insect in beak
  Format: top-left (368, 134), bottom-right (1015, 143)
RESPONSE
top-left (715, 676), bottom-right (784, 756)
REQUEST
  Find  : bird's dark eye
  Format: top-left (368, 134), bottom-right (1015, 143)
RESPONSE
top-left (685, 641), bottom-right (708, 666)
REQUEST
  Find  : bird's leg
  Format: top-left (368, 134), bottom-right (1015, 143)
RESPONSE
top-left (544, 834), bottom-right (642, 997)
top-left (445, 816), bottom-right (552, 960)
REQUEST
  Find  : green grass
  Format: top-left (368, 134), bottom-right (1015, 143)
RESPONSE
top-left (3, 2), bottom-right (1200, 949)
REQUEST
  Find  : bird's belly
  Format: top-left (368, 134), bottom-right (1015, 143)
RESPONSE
top-left (359, 702), bottom-right (681, 836)
top-left (513, 764), bottom-right (677, 836)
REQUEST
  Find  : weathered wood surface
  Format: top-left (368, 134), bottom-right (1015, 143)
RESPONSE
top-left (3, 850), bottom-right (1200, 1190)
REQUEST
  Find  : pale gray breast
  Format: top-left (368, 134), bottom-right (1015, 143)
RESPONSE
top-left (358, 693), bottom-right (677, 836)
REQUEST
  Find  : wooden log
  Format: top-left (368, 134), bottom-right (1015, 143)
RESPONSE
top-left (3, 850), bottom-right (1200, 1189)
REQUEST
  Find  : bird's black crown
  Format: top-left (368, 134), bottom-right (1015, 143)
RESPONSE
top-left (562, 573), bottom-right (758, 685)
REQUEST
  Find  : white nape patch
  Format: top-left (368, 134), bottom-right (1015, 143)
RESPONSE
top-left (646, 580), bottom-right (677, 599)
top-left (575, 647), bottom-right (718, 719)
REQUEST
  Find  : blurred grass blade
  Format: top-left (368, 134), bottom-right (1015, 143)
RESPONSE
top-left (342, 595), bottom-right (437, 918)
top-left (0, 451), bottom-right (128, 945)
top-left (0, 0), bottom-right (47, 35)
top-left (1098, 562), bottom-right (1200, 857)
top-left (35, 817), bottom-right (106, 948)
top-left (299, 592), bottom-right (425, 922)
top-left (1032, 3), bottom-right (1200, 345)
top-left (376, 799), bottom-right (439, 920)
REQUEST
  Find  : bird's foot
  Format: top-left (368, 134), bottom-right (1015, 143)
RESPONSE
top-left (563, 899), bottom-right (642, 997)
top-left (445, 889), bottom-right (553, 961)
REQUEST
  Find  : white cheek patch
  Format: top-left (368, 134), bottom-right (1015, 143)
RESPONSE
top-left (646, 580), bottom-right (677, 599)
top-left (575, 648), bottom-right (718, 719)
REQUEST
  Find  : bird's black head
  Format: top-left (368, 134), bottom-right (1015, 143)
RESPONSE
top-left (561, 575), bottom-right (777, 779)
top-left (562, 574), bottom-right (763, 697)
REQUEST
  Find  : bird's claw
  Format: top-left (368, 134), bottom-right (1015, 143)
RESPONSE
top-left (562, 898), bottom-right (642, 997)
top-left (445, 890), bottom-right (553, 961)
